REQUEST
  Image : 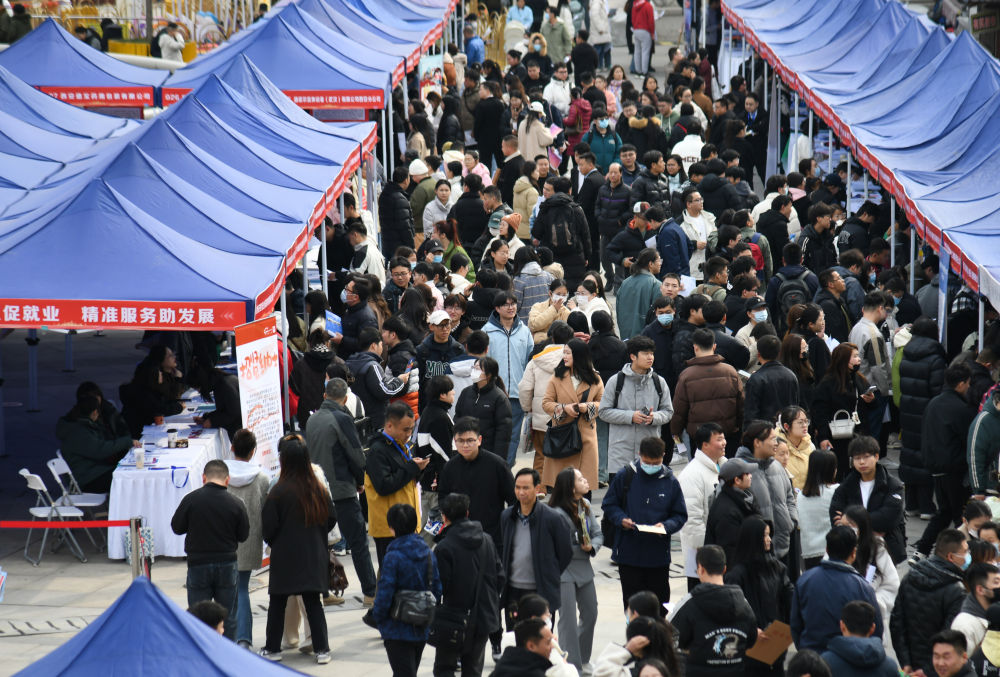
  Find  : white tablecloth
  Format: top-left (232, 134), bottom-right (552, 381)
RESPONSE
top-left (107, 394), bottom-right (231, 559)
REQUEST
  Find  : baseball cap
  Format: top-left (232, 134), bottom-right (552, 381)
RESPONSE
top-left (823, 173), bottom-right (844, 188)
top-left (427, 238), bottom-right (445, 252)
top-left (719, 458), bottom-right (755, 483)
top-left (409, 159), bottom-right (429, 176)
top-left (529, 101), bottom-right (545, 114)
top-left (744, 296), bottom-right (767, 313)
top-left (428, 310), bottom-right (451, 326)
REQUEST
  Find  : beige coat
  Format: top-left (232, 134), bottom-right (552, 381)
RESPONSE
top-left (513, 175), bottom-right (539, 238)
top-left (518, 118), bottom-right (555, 166)
top-left (518, 343), bottom-right (565, 431)
top-left (778, 430), bottom-right (816, 491)
top-left (541, 372), bottom-right (604, 489)
top-left (528, 300), bottom-right (571, 343)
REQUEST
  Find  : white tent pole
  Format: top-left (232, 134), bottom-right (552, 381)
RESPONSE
top-left (280, 286), bottom-right (291, 430)
top-left (699, 0), bottom-right (707, 49)
top-left (388, 102), bottom-right (396, 175)
top-left (863, 170), bottom-right (869, 202)
top-left (763, 61), bottom-right (768, 104)
top-left (321, 218), bottom-right (329, 299)
top-left (909, 228), bottom-right (917, 294)
top-left (828, 129), bottom-right (833, 175)
top-left (979, 298), bottom-right (986, 353)
top-left (381, 107), bottom-right (390, 177)
top-left (791, 91), bottom-right (799, 172)
top-left (846, 152), bottom-right (852, 215)
top-left (890, 197), bottom-right (896, 269)
top-left (808, 109), bottom-right (813, 151)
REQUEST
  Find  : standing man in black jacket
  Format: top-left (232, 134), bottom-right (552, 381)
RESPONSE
top-left (813, 268), bottom-right (853, 343)
top-left (474, 81), bottom-right (507, 170)
top-left (574, 150), bottom-right (605, 273)
top-left (379, 166), bottom-right (415, 257)
top-left (628, 150), bottom-right (671, 211)
top-left (332, 276), bottom-right (379, 359)
top-left (914, 363), bottom-right (977, 558)
top-left (744, 335), bottom-right (800, 425)
top-left (531, 176), bottom-right (591, 289)
top-left (799, 203), bottom-right (838, 273)
top-left (495, 135), bottom-right (525, 207)
top-left (171, 459), bottom-right (249, 640)
top-left (594, 163), bottom-right (631, 290)
top-left (449, 173), bottom-right (489, 247)
top-left (433, 492), bottom-right (504, 677)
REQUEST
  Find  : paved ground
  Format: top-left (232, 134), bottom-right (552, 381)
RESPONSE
top-left (0, 4), bottom-right (935, 673)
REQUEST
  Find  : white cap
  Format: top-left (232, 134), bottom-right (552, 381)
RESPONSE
top-left (442, 149), bottom-right (465, 164)
top-left (529, 101), bottom-right (545, 114)
top-left (428, 309), bottom-right (451, 326)
top-left (409, 159), bottom-right (429, 176)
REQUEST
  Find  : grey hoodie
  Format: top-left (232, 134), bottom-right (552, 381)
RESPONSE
top-left (734, 446), bottom-right (798, 558)
top-left (599, 364), bottom-right (673, 472)
top-left (224, 459), bottom-right (270, 571)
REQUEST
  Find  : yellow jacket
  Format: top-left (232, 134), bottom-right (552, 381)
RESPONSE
top-left (779, 430), bottom-right (816, 491)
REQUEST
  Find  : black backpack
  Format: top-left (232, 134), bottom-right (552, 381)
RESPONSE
top-left (774, 270), bottom-right (811, 328)
top-left (600, 463), bottom-right (635, 549)
top-left (547, 207), bottom-right (578, 255)
top-left (611, 368), bottom-right (664, 408)
top-left (149, 28), bottom-right (168, 58)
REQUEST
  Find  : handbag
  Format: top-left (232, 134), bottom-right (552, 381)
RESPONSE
top-left (542, 387), bottom-right (590, 459)
top-left (828, 409), bottom-right (857, 439)
top-left (390, 553), bottom-right (437, 627)
top-left (428, 541), bottom-right (485, 651)
top-left (328, 549), bottom-right (348, 596)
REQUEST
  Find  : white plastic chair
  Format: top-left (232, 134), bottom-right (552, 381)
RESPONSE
top-left (19, 469), bottom-right (88, 566)
top-left (47, 456), bottom-right (107, 551)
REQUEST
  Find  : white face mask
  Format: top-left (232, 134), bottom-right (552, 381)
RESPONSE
top-left (551, 294), bottom-right (567, 303)
top-left (970, 528), bottom-right (980, 539)
top-left (471, 367), bottom-right (483, 381)
top-left (574, 294), bottom-right (590, 308)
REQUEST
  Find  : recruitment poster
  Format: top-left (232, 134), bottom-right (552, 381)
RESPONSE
top-left (234, 316), bottom-right (283, 474)
top-left (419, 53), bottom-right (443, 100)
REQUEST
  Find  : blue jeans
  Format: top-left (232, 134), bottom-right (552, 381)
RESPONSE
top-left (237, 570), bottom-right (252, 644)
top-left (334, 497), bottom-right (378, 597)
top-left (187, 560), bottom-right (238, 640)
top-left (595, 43), bottom-right (612, 69)
top-left (507, 399), bottom-right (525, 467)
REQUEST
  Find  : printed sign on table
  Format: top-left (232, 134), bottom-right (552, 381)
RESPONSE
top-left (234, 316), bottom-right (283, 475)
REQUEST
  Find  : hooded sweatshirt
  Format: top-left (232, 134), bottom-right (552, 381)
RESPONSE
top-left (820, 635), bottom-right (899, 677)
top-left (668, 583), bottom-right (758, 677)
top-left (224, 459), bottom-right (270, 571)
top-left (484, 311), bottom-right (534, 398)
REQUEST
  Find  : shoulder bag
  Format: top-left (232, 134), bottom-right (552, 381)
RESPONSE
top-left (542, 387), bottom-right (591, 459)
top-left (390, 553), bottom-right (437, 627)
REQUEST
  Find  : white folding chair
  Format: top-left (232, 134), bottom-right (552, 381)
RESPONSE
top-left (47, 456), bottom-right (107, 551)
top-left (19, 469), bottom-right (88, 566)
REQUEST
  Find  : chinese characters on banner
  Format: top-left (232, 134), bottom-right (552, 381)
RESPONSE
top-left (234, 316), bottom-right (283, 475)
top-left (0, 299), bottom-right (244, 330)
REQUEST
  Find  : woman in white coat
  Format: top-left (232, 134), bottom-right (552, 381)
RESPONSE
top-left (568, 278), bottom-right (614, 332)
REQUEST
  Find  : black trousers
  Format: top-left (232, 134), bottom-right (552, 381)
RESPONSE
top-left (618, 564), bottom-right (670, 614)
top-left (264, 593), bottom-right (328, 653)
top-left (384, 639), bottom-right (425, 677)
top-left (917, 474), bottom-right (969, 555)
top-left (375, 536), bottom-right (394, 574)
top-left (433, 633), bottom-right (488, 677)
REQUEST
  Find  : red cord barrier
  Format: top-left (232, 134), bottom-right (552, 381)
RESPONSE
top-left (0, 520), bottom-right (131, 529)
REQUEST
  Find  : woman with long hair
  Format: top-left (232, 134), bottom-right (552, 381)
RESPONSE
top-left (794, 303), bottom-right (832, 383)
top-left (518, 101), bottom-right (555, 162)
top-left (480, 238), bottom-right (514, 275)
top-left (398, 288), bottom-right (430, 344)
top-left (436, 95), bottom-right (463, 153)
top-left (593, 615), bottom-right (680, 677)
top-left (607, 64), bottom-right (627, 107)
top-left (512, 159), bottom-right (540, 232)
top-left (795, 449), bottom-right (838, 570)
top-left (121, 344), bottom-right (185, 435)
top-left (260, 435), bottom-right (337, 664)
top-left (778, 333), bottom-right (816, 410)
top-left (569, 277), bottom-right (615, 332)
top-left (665, 154), bottom-right (687, 194)
top-left (775, 404), bottom-right (816, 490)
top-left (372, 503), bottom-right (441, 677)
top-left (840, 505), bottom-right (899, 656)
top-left (812, 343), bottom-right (873, 479)
top-left (725, 516), bottom-right (794, 676)
top-left (305, 289), bottom-right (329, 335)
top-left (549, 467), bottom-right (603, 671)
top-left (542, 338), bottom-right (604, 490)
top-left (406, 112), bottom-right (434, 159)
top-left (433, 219), bottom-right (475, 283)
top-left (454, 356), bottom-right (513, 459)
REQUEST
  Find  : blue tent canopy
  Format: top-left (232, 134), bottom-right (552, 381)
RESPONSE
top-left (0, 19), bottom-right (166, 107)
top-left (15, 577), bottom-right (300, 676)
top-left (295, 0), bottom-right (419, 71)
top-left (334, 0), bottom-right (430, 41)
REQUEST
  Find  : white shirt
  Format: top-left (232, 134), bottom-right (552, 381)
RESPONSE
top-left (158, 31), bottom-right (185, 61)
top-left (860, 479), bottom-right (875, 508)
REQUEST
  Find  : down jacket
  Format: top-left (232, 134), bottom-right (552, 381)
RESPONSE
top-left (678, 451), bottom-right (725, 576)
top-left (518, 343), bottom-right (565, 431)
top-left (671, 355), bottom-right (744, 438)
top-left (598, 365), bottom-right (673, 472)
top-left (829, 463), bottom-right (907, 565)
top-left (734, 446), bottom-right (798, 558)
top-left (969, 394), bottom-right (1000, 495)
top-left (372, 533), bottom-right (442, 641)
top-left (378, 182), bottom-right (415, 257)
top-left (898, 334), bottom-right (947, 469)
top-left (890, 554), bottom-right (966, 671)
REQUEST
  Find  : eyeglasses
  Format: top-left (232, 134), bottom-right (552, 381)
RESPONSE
top-left (500, 302), bottom-right (517, 308)
top-left (455, 437), bottom-right (479, 446)
top-left (793, 418), bottom-right (810, 426)
top-left (689, 198), bottom-right (704, 203)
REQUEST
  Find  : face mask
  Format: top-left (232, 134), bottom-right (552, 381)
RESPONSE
top-left (533, 43), bottom-right (542, 52)
top-left (963, 551), bottom-right (972, 570)
top-left (640, 462), bottom-right (662, 475)
top-left (433, 254), bottom-right (443, 263)
top-left (752, 310), bottom-right (768, 323)
top-left (575, 294), bottom-right (590, 308)
top-left (552, 293), bottom-right (567, 303)
top-left (598, 119), bottom-right (609, 129)
top-left (656, 313), bottom-right (673, 326)
top-left (471, 367), bottom-right (483, 381)
top-left (970, 528), bottom-right (980, 539)
top-left (410, 261), bottom-right (417, 269)
top-left (340, 289), bottom-right (349, 304)
top-left (892, 295), bottom-right (901, 306)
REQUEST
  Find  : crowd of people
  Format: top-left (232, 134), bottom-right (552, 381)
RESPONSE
top-left (44, 2), bottom-right (1000, 676)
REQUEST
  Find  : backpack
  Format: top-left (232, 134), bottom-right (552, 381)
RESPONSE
top-left (600, 463), bottom-right (635, 548)
top-left (612, 368), bottom-right (664, 408)
top-left (835, 227), bottom-right (852, 258)
top-left (547, 206), bottom-right (578, 255)
top-left (774, 270), bottom-right (812, 327)
top-left (149, 28), bottom-right (168, 58)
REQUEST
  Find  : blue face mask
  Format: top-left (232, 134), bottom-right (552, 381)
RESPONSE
top-left (892, 295), bottom-right (901, 307)
top-left (409, 261), bottom-right (417, 269)
top-left (640, 462), bottom-right (662, 475)
top-left (963, 551), bottom-right (972, 570)
top-left (752, 310), bottom-right (768, 323)
top-left (433, 254), bottom-right (443, 263)
top-left (598, 119), bottom-right (609, 129)
top-left (340, 289), bottom-right (349, 304)
top-left (533, 43), bottom-right (542, 52)
top-left (656, 313), bottom-right (673, 326)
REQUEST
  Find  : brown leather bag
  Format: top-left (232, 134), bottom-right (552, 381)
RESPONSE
top-left (328, 550), bottom-right (348, 595)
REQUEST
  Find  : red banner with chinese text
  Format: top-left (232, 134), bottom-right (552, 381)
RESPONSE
top-left (0, 299), bottom-right (246, 331)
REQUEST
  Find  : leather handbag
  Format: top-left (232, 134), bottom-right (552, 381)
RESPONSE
top-left (328, 550), bottom-right (348, 596)
top-left (390, 554), bottom-right (437, 626)
top-left (542, 418), bottom-right (582, 458)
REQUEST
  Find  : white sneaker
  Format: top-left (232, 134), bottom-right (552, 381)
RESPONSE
top-left (316, 651), bottom-right (332, 665)
top-left (259, 649), bottom-right (283, 662)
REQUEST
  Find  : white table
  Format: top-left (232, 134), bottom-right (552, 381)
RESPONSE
top-left (107, 393), bottom-right (231, 559)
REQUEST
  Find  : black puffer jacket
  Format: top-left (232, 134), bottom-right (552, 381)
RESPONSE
top-left (588, 330), bottom-right (629, 385)
top-left (922, 388), bottom-right (976, 476)
top-left (627, 168), bottom-right (671, 211)
top-left (531, 193), bottom-right (591, 286)
top-left (378, 182), bottom-right (415, 257)
top-left (699, 173), bottom-right (741, 219)
top-left (725, 559), bottom-right (794, 630)
top-left (454, 381), bottom-right (513, 461)
top-left (434, 518), bottom-right (503, 636)
top-left (756, 208), bottom-right (790, 269)
top-left (670, 319), bottom-right (698, 380)
top-left (339, 301), bottom-right (379, 358)
top-left (448, 191), bottom-right (489, 248)
top-left (898, 335), bottom-right (947, 463)
top-left (594, 181), bottom-right (632, 237)
top-left (829, 464), bottom-right (906, 564)
top-left (743, 360), bottom-right (800, 426)
top-left (670, 582), bottom-right (759, 677)
top-left (605, 226), bottom-right (646, 267)
top-left (705, 485), bottom-right (758, 564)
top-left (890, 554), bottom-right (965, 671)
top-left (466, 285), bottom-right (498, 330)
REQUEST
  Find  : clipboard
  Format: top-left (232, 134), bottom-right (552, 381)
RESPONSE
top-left (744, 621), bottom-right (793, 666)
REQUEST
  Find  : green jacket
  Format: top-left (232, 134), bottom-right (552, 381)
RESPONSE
top-left (409, 176), bottom-right (437, 227)
top-left (540, 19), bottom-right (573, 64)
top-left (55, 415), bottom-right (132, 489)
top-left (615, 270), bottom-right (662, 340)
top-left (443, 242), bottom-right (476, 283)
